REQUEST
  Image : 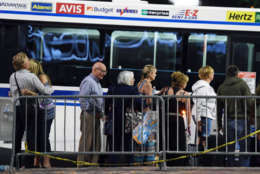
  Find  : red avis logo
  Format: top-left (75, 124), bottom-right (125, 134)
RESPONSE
top-left (56, 3), bottom-right (85, 15)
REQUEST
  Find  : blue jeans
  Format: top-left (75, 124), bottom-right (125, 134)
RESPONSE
top-left (225, 119), bottom-right (250, 167)
top-left (201, 117), bottom-right (212, 137)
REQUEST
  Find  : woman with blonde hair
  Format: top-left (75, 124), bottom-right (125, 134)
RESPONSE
top-left (22, 59), bottom-right (54, 168)
top-left (191, 65), bottom-right (216, 149)
top-left (137, 65), bottom-right (157, 110)
top-left (135, 64), bottom-right (157, 163)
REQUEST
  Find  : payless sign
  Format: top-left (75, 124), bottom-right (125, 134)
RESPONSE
top-left (226, 11), bottom-right (255, 23)
top-left (56, 3), bottom-right (85, 15)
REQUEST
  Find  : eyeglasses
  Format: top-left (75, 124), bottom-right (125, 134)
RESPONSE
top-left (97, 68), bottom-right (107, 74)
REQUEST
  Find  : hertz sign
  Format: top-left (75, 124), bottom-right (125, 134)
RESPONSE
top-left (226, 11), bottom-right (255, 23)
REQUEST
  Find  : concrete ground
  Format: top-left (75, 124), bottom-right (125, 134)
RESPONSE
top-left (3, 167), bottom-right (260, 174)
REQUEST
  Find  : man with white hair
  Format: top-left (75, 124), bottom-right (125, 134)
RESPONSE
top-left (78, 62), bottom-right (107, 166)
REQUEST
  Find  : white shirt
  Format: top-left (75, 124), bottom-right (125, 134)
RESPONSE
top-left (191, 80), bottom-right (216, 120)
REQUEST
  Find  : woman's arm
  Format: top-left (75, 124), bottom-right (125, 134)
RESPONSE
top-left (176, 89), bottom-right (191, 127)
top-left (21, 89), bottom-right (38, 96)
top-left (186, 97), bottom-right (191, 128)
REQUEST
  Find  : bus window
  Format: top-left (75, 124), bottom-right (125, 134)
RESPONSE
top-left (27, 27), bottom-right (102, 63)
top-left (4, 25), bottom-right (18, 50)
top-left (26, 26), bottom-right (102, 86)
top-left (187, 33), bottom-right (204, 72)
top-left (0, 24), bottom-right (19, 83)
top-left (206, 35), bottom-right (227, 73)
top-left (232, 42), bottom-right (254, 72)
top-left (111, 31), bottom-right (178, 71)
top-left (187, 33), bottom-right (227, 73)
top-left (231, 34), bottom-right (260, 84)
top-left (111, 31), bottom-right (154, 70)
top-left (256, 52), bottom-right (260, 82)
top-left (156, 32), bottom-right (178, 71)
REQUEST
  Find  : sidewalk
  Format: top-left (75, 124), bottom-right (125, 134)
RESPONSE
top-left (5, 167), bottom-right (260, 174)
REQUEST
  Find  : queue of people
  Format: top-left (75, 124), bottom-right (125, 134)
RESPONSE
top-left (9, 51), bottom-right (260, 168)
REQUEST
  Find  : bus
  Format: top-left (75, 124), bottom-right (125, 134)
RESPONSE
top-left (1, 0), bottom-right (260, 160)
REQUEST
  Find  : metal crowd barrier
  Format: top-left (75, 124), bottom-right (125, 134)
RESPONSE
top-left (0, 97), bottom-right (13, 142)
top-left (163, 95), bottom-right (260, 167)
top-left (10, 95), bottom-right (166, 169)
top-left (9, 95), bottom-right (260, 170)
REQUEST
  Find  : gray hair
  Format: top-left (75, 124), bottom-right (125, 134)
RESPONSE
top-left (117, 71), bottom-right (134, 86)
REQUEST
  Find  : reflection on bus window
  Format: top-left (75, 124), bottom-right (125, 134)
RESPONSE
top-left (111, 31), bottom-right (154, 70)
top-left (232, 42), bottom-right (254, 72)
top-left (187, 33), bottom-right (204, 72)
top-left (156, 32), bottom-right (178, 70)
top-left (187, 33), bottom-right (227, 73)
top-left (27, 26), bottom-right (103, 62)
top-left (110, 31), bottom-right (178, 71)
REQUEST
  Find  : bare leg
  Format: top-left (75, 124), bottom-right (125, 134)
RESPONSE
top-left (33, 156), bottom-right (41, 167)
top-left (43, 156), bottom-right (51, 168)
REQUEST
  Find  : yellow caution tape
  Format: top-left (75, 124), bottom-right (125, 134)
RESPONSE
top-left (24, 129), bottom-right (260, 167)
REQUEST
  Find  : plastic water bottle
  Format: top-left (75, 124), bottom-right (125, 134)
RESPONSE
top-left (0, 165), bottom-right (9, 171)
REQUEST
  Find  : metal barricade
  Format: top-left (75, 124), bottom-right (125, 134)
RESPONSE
top-left (9, 94), bottom-right (260, 170)
top-left (0, 97), bottom-right (13, 142)
top-left (163, 95), bottom-right (260, 167)
top-left (10, 95), bottom-right (166, 169)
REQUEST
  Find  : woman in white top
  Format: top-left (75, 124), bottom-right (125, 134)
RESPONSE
top-left (191, 65), bottom-right (216, 148)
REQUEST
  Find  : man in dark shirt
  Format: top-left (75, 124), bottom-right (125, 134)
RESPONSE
top-left (217, 65), bottom-right (251, 167)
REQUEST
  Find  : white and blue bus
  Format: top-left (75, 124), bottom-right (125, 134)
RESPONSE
top-left (1, 0), bottom-right (260, 158)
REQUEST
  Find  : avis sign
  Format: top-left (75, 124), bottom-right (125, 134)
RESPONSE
top-left (56, 3), bottom-right (85, 15)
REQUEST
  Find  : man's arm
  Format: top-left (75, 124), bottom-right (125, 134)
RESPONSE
top-left (79, 79), bottom-right (91, 111)
top-left (9, 74), bottom-right (17, 97)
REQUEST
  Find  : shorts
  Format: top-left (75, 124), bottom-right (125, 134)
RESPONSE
top-left (200, 117), bottom-right (212, 137)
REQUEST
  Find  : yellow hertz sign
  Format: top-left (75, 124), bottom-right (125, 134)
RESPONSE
top-left (226, 11), bottom-right (255, 23)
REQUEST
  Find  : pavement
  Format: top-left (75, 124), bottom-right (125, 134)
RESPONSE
top-left (2, 167), bottom-right (260, 174)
